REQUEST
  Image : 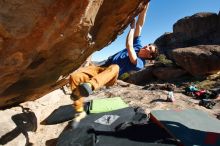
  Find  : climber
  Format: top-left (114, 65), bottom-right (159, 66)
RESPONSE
top-left (69, 0), bottom-right (158, 127)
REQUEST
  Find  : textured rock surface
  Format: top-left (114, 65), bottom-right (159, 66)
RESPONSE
top-left (127, 65), bottom-right (155, 85)
top-left (172, 45), bottom-right (220, 76)
top-left (152, 66), bottom-right (187, 81)
top-left (127, 65), bottom-right (187, 84)
top-left (0, 0), bottom-right (148, 108)
top-left (173, 12), bottom-right (218, 40)
top-left (154, 12), bottom-right (220, 76)
top-left (155, 12), bottom-right (220, 57)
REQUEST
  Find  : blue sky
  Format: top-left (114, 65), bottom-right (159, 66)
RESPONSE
top-left (92, 0), bottom-right (220, 61)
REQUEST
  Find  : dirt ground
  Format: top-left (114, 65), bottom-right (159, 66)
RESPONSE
top-left (0, 80), bottom-right (219, 146)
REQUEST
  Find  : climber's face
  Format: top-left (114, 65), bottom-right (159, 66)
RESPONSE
top-left (138, 44), bottom-right (156, 59)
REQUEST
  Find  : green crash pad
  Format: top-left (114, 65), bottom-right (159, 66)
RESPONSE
top-left (150, 109), bottom-right (220, 146)
top-left (89, 97), bottom-right (128, 113)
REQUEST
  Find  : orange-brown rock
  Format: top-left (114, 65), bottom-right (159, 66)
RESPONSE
top-left (0, 0), bottom-right (148, 108)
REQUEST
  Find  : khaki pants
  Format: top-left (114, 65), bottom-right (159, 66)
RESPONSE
top-left (69, 64), bottom-right (119, 112)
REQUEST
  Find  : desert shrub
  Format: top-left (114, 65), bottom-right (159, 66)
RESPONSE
top-left (156, 54), bottom-right (173, 66)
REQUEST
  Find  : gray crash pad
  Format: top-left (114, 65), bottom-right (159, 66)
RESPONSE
top-left (150, 109), bottom-right (220, 146)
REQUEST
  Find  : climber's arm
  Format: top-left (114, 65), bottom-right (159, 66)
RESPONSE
top-left (134, 2), bottom-right (150, 37)
top-left (126, 19), bottom-right (137, 65)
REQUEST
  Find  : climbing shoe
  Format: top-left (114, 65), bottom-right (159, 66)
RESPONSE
top-left (71, 111), bottom-right (87, 129)
top-left (79, 83), bottom-right (93, 97)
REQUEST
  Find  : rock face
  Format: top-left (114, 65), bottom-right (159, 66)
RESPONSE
top-left (0, 0), bottom-right (148, 108)
top-left (127, 65), bottom-right (187, 84)
top-left (154, 12), bottom-right (220, 76)
top-left (127, 65), bottom-right (156, 85)
top-left (173, 13), bottom-right (219, 41)
top-left (172, 45), bottom-right (220, 76)
top-left (152, 66), bottom-right (187, 81)
top-left (155, 12), bottom-right (220, 57)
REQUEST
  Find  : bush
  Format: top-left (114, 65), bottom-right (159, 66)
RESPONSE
top-left (156, 54), bottom-right (173, 65)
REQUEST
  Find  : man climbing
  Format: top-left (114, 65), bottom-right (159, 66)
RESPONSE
top-left (69, 0), bottom-right (158, 126)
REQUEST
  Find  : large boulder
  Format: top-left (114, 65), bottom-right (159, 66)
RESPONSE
top-left (155, 12), bottom-right (220, 58)
top-left (126, 65), bottom-right (156, 85)
top-left (152, 66), bottom-right (187, 81)
top-left (0, 0), bottom-right (148, 108)
top-left (172, 45), bottom-right (220, 76)
top-left (127, 65), bottom-right (187, 84)
top-left (219, 11), bottom-right (220, 30)
top-left (173, 12), bottom-right (218, 40)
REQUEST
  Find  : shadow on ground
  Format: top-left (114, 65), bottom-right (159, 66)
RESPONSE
top-left (0, 106), bottom-right (37, 146)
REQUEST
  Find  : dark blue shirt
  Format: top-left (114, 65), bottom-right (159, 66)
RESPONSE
top-left (107, 36), bottom-right (146, 76)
